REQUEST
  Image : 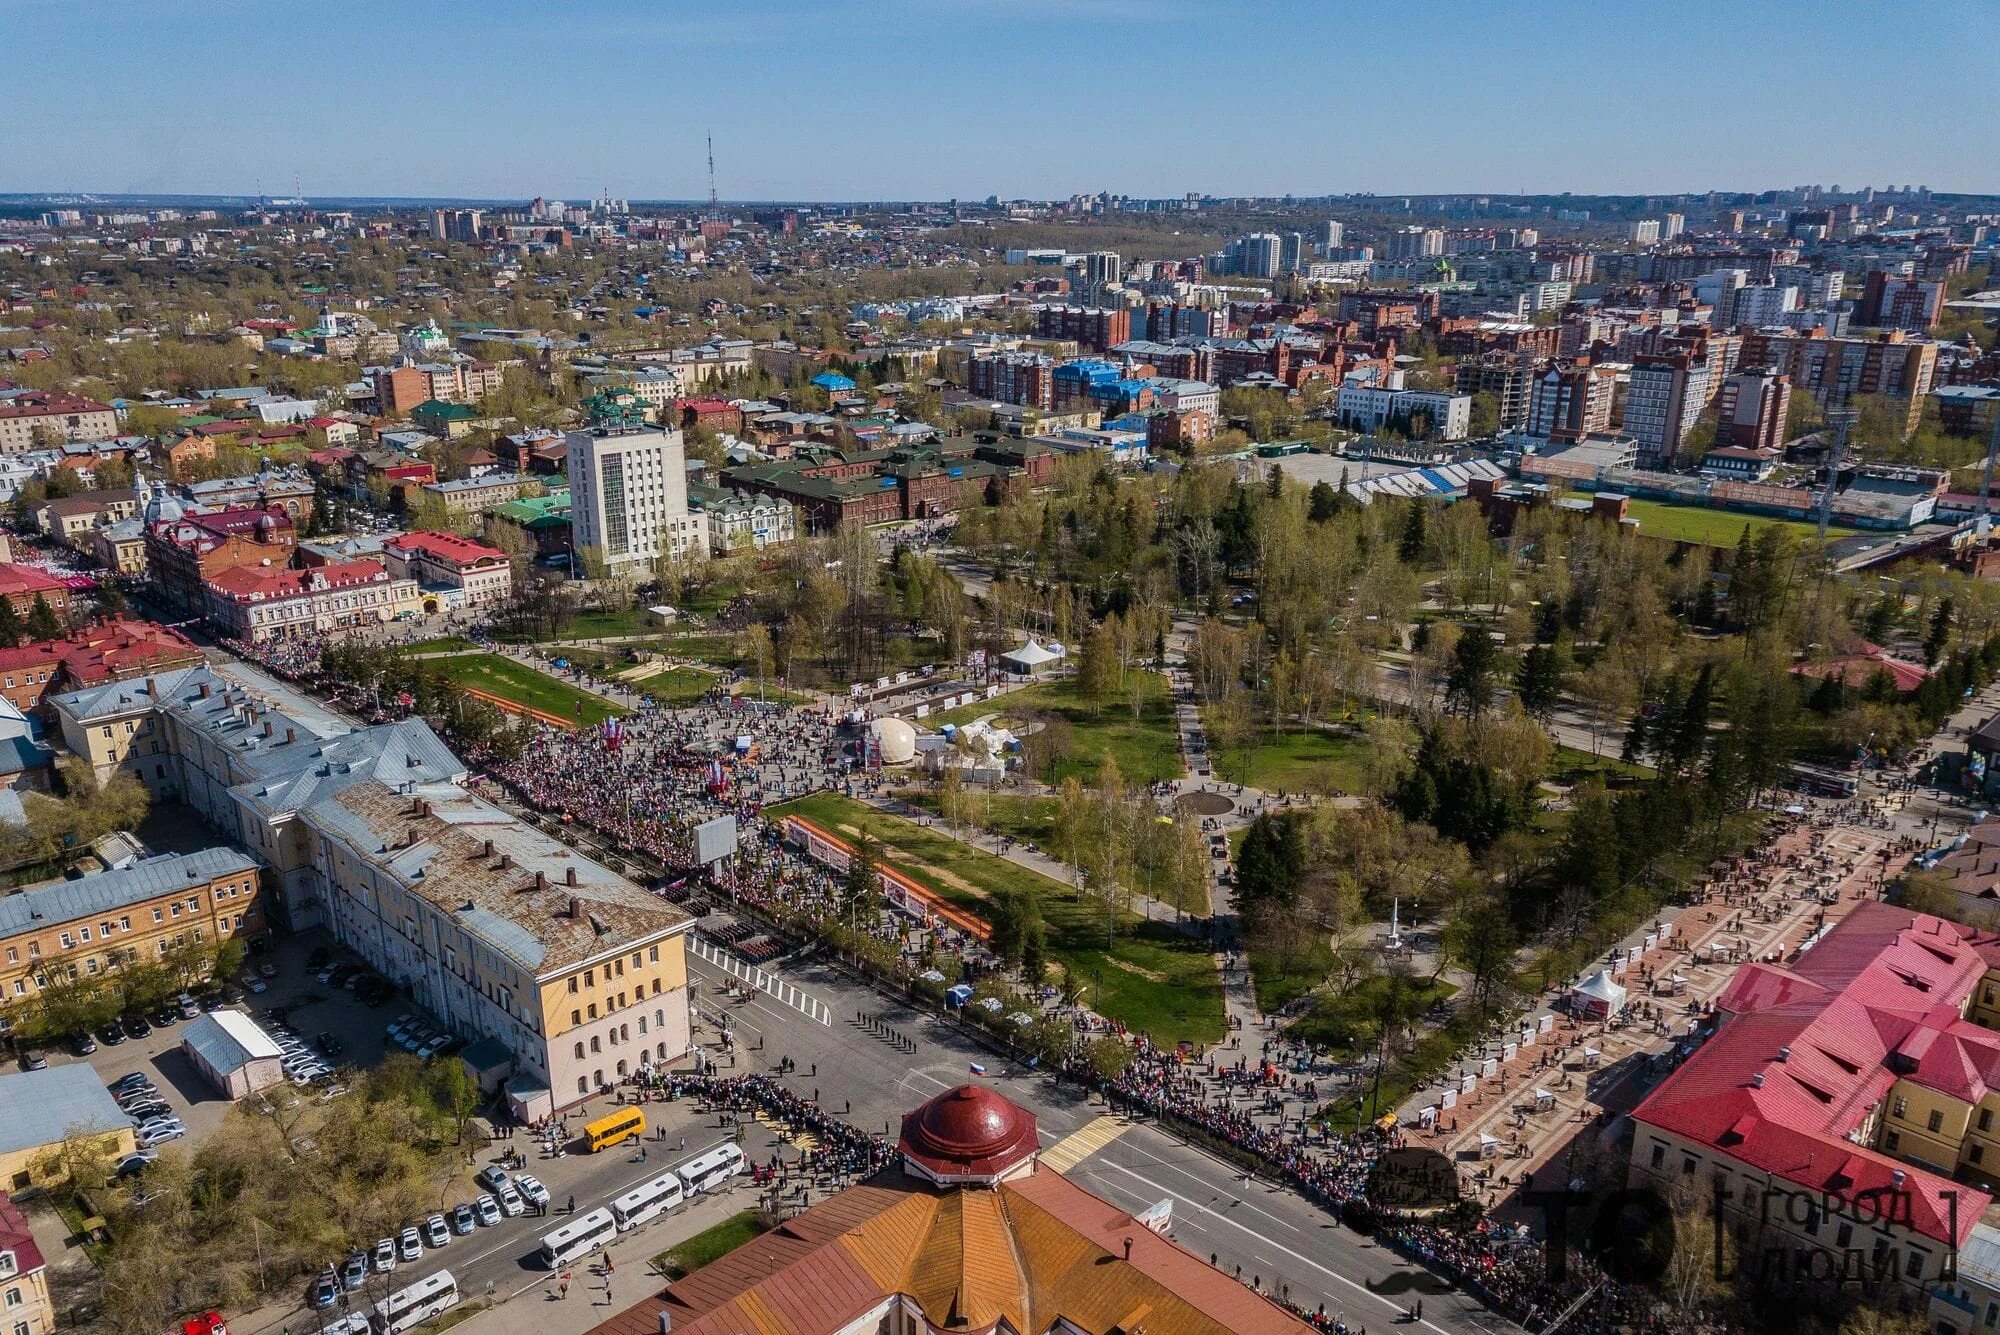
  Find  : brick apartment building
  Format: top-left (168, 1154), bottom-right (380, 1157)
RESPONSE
top-left (1031, 305), bottom-right (1131, 352)
top-left (1738, 328), bottom-right (1939, 435)
top-left (0, 619), bottom-right (202, 720)
top-left (1714, 367), bottom-right (1794, 451)
top-left (0, 391), bottom-right (118, 453)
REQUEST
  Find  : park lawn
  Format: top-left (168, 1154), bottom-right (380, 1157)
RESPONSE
top-left (1208, 721), bottom-right (1369, 794)
top-left (1620, 497), bottom-right (1855, 548)
top-left (1548, 744), bottom-right (1652, 785)
top-left (632, 665), bottom-right (724, 707)
top-left (388, 636), bottom-right (478, 657)
top-left (932, 671), bottom-right (1183, 786)
top-left (660, 633), bottom-right (744, 669)
top-left (652, 1210), bottom-right (770, 1280)
top-left (768, 793), bottom-right (1224, 1045)
top-left (899, 789), bottom-right (1209, 917)
top-left (428, 653), bottom-right (627, 726)
top-left (1287, 974), bottom-right (1457, 1059)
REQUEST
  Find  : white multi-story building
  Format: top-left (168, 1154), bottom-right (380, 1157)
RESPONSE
top-left (1729, 284), bottom-right (1800, 328)
top-left (1627, 219), bottom-right (1662, 245)
top-left (1334, 379), bottom-right (1473, 441)
top-left (567, 411), bottom-right (708, 575)
top-left (1314, 220), bottom-right (1345, 253)
top-left (382, 531), bottom-right (514, 610)
top-left (1382, 226), bottom-right (1445, 260)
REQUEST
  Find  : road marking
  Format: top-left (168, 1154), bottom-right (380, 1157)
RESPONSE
top-left (1089, 1159), bottom-right (1464, 1335)
top-left (1039, 1115), bottom-right (1131, 1173)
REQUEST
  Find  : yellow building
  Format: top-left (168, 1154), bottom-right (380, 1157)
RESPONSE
top-left (0, 848), bottom-right (261, 1012)
top-left (0, 1067), bottom-right (135, 1194)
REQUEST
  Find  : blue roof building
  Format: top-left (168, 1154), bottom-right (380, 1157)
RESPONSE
top-left (810, 372), bottom-right (856, 392)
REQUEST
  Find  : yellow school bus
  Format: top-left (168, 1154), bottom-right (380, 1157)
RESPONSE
top-left (584, 1106), bottom-right (646, 1152)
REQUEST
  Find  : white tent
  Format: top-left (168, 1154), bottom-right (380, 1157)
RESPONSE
top-left (1569, 971), bottom-right (1628, 1019)
top-left (999, 640), bottom-right (1065, 675)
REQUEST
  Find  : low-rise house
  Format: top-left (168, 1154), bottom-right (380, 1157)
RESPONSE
top-left (0, 565), bottom-right (69, 620)
top-left (422, 473), bottom-right (524, 518)
top-left (0, 618), bottom-right (201, 720)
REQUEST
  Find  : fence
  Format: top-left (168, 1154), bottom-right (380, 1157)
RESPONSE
top-left (688, 934), bottom-right (832, 1026)
top-left (780, 815), bottom-right (994, 942)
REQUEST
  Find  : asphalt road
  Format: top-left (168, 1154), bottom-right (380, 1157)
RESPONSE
top-left (683, 948), bottom-right (1511, 1335)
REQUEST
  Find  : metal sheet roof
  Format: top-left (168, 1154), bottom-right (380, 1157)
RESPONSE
top-left (0, 848), bottom-right (257, 939)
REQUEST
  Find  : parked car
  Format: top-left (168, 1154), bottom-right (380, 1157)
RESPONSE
top-left (241, 976), bottom-right (268, 995)
top-left (97, 1023), bottom-right (126, 1047)
top-left (371, 1237), bottom-right (396, 1274)
top-left (339, 1252), bottom-right (367, 1291)
top-left (121, 1014), bottom-right (150, 1039)
top-left (449, 1203), bottom-right (476, 1236)
top-left (109, 1073), bottom-right (153, 1093)
top-left (515, 1174), bottom-right (550, 1209)
top-left (472, 1194), bottom-right (501, 1228)
top-left (72, 1033), bottom-right (97, 1056)
top-left (308, 1271), bottom-right (340, 1310)
top-left (397, 1227), bottom-right (423, 1263)
top-left (474, 1164), bottom-right (511, 1194)
top-left (177, 993), bottom-right (201, 1019)
top-left (421, 1214), bottom-right (450, 1248)
top-left (19, 1052), bottom-right (47, 1072)
top-left (258, 962), bottom-right (279, 978)
top-left (114, 1150), bottom-right (158, 1179)
top-left (123, 1101), bottom-right (172, 1122)
top-left (495, 1184), bottom-right (525, 1217)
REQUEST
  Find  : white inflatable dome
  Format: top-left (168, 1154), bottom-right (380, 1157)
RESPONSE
top-left (870, 717), bottom-right (918, 765)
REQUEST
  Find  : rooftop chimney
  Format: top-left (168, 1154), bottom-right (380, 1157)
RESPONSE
top-left (568, 896), bottom-right (581, 919)
top-left (146, 675), bottom-right (157, 698)
top-left (482, 839), bottom-right (495, 858)
top-left (658, 1315), bottom-right (672, 1335)
top-left (565, 866), bottom-right (578, 887)
top-left (1893, 1169), bottom-right (1907, 1188)
top-left (1122, 1237), bottom-right (1133, 1261)
top-left (197, 681), bottom-right (210, 700)
top-left (1750, 1073), bottom-right (1764, 1088)
top-left (285, 727), bottom-right (295, 745)
top-left (535, 871), bottom-right (548, 893)
top-left (1777, 1047), bottom-right (1790, 1062)
top-left (262, 720), bottom-right (273, 738)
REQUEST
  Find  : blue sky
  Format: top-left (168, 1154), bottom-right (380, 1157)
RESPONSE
top-left (8, 0), bottom-right (1996, 201)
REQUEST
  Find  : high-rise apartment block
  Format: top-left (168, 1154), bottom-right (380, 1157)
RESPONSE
top-left (566, 390), bottom-right (707, 576)
top-left (1737, 328), bottom-right (1938, 435)
top-left (1382, 226), bottom-right (1445, 260)
top-left (1858, 271), bottom-right (1945, 331)
top-left (1626, 350), bottom-right (1713, 468)
top-left (1714, 367), bottom-right (1793, 451)
top-left (1525, 362), bottom-right (1618, 443)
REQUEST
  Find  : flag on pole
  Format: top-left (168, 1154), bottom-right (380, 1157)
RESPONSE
top-left (968, 1062), bottom-right (987, 1076)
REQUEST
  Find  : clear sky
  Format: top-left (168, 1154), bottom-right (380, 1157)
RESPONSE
top-left (8, 0), bottom-right (1996, 201)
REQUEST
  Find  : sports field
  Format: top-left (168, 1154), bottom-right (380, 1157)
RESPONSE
top-left (1620, 497), bottom-right (1853, 547)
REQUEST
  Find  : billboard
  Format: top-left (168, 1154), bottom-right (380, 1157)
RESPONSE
top-left (694, 815), bottom-right (738, 866)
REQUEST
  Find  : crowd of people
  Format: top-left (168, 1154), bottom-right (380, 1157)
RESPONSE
top-left (224, 626), bottom-right (1682, 1331)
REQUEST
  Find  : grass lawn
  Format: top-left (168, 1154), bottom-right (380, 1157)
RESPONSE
top-left (660, 633), bottom-right (744, 669)
top-left (653, 1210), bottom-right (770, 1279)
top-left (1287, 973), bottom-right (1457, 1058)
top-left (1620, 497), bottom-right (1855, 548)
top-left (428, 653), bottom-right (628, 726)
top-left (1208, 721), bottom-right (1369, 793)
top-left (388, 635), bottom-right (478, 657)
top-left (768, 793), bottom-right (1224, 1045)
top-left (899, 789), bottom-right (1210, 917)
top-left (932, 671), bottom-right (1183, 786)
top-left (1548, 744), bottom-right (1652, 785)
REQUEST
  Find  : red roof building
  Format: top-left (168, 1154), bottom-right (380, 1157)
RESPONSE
top-left (1792, 641), bottom-right (1932, 696)
top-left (1631, 902), bottom-right (2000, 1284)
top-left (202, 558), bottom-right (417, 642)
top-left (0, 618), bottom-right (201, 717)
top-left (0, 563), bottom-right (70, 619)
top-left (585, 1085), bottom-right (1312, 1335)
top-left (382, 531), bottom-right (514, 608)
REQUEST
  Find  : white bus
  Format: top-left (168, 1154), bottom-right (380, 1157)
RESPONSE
top-left (375, 1269), bottom-right (459, 1334)
top-left (539, 1207), bottom-right (617, 1269)
top-left (610, 1170), bottom-right (686, 1231)
top-left (675, 1142), bottom-right (747, 1196)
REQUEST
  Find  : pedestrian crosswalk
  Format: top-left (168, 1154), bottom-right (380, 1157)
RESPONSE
top-left (1039, 1115), bottom-right (1130, 1173)
top-left (756, 1110), bottom-right (820, 1151)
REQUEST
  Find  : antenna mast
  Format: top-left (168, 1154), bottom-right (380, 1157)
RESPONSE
top-left (707, 134), bottom-right (718, 213)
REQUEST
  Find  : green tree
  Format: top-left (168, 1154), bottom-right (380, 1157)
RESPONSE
top-left (0, 599), bottom-right (22, 650)
top-left (23, 594), bottom-right (61, 642)
top-left (842, 832), bottom-right (880, 929)
top-left (1398, 497), bottom-right (1428, 565)
top-left (1515, 640), bottom-right (1569, 721)
top-left (1445, 624), bottom-right (1498, 719)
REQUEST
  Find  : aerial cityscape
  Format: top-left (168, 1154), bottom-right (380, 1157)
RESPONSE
top-left (2, 5), bottom-right (2000, 1335)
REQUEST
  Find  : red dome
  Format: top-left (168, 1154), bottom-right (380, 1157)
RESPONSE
top-left (899, 1084), bottom-right (1040, 1184)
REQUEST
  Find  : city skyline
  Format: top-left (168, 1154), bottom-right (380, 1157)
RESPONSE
top-left (9, 0), bottom-right (1997, 202)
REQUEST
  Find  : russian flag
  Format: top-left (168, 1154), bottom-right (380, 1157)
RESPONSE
top-left (968, 1062), bottom-right (987, 1076)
